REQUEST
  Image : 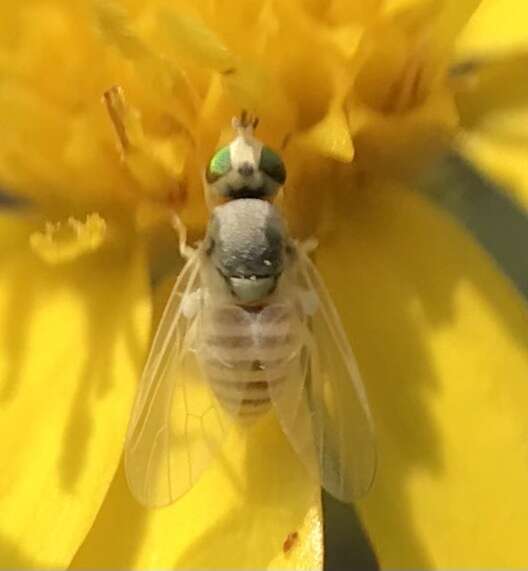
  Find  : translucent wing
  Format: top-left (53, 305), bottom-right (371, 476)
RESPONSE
top-left (125, 249), bottom-right (232, 507)
top-left (299, 246), bottom-right (376, 500)
top-left (269, 246), bottom-right (376, 502)
top-left (263, 303), bottom-right (320, 482)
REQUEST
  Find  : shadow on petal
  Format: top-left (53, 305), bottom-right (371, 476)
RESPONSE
top-left (316, 177), bottom-right (528, 567)
top-left (456, 52), bottom-right (528, 143)
top-left (174, 416), bottom-right (320, 569)
top-left (73, 413), bottom-right (322, 569)
top-left (323, 492), bottom-right (379, 570)
top-left (0, 214), bottom-right (150, 568)
top-left (0, 532), bottom-right (45, 568)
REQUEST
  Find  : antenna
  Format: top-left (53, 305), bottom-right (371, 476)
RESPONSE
top-left (231, 110), bottom-right (259, 139)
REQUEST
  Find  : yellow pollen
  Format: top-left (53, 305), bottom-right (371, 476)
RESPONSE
top-left (30, 213), bottom-right (107, 264)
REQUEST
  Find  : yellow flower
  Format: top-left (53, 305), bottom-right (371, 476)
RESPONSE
top-left (0, 0), bottom-right (527, 569)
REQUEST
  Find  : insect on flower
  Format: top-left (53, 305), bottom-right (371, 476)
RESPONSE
top-left (124, 116), bottom-right (376, 507)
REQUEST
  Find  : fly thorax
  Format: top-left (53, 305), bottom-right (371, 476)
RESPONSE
top-left (205, 199), bottom-right (286, 305)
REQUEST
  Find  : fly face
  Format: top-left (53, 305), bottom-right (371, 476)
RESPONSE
top-left (204, 112), bottom-right (286, 206)
top-left (205, 198), bottom-right (286, 305)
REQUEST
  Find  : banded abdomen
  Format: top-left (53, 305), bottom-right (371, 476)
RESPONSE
top-left (199, 302), bottom-right (301, 420)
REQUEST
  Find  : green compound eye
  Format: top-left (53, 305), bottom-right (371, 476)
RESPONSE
top-left (205, 146), bottom-right (232, 183)
top-left (259, 146), bottom-right (286, 184)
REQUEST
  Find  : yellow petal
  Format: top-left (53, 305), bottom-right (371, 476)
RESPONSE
top-left (429, 0), bottom-right (482, 54)
top-left (158, 6), bottom-right (235, 73)
top-left (355, 1), bottom-right (480, 117)
top-left (456, 133), bottom-right (528, 210)
top-left (455, 53), bottom-right (528, 129)
top-left (315, 179), bottom-right (528, 567)
top-left (0, 214), bottom-right (150, 568)
top-left (0, 3), bottom-right (196, 211)
top-left (353, 88), bottom-right (459, 177)
top-left (222, 63), bottom-right (296, 138)
top-left (325, 0), bottom-right (382, 24)
top-left (454, 54), bottom-right (528, 208)
top-left (294, 99), bottom-right (354, 162)
top-left (91, 0), bottom-right (199, 129)
top-left (384, 0), bottom-right (481, 46)
top-left (72, 411), bottom-right (322, 569)
top-left (456, 0), bottom-right (528, 59)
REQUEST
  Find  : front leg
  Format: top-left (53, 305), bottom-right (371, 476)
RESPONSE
top-left (171, 213), bottom-right (196, 260)
top-left (288, 237), bottom-right (319, 258)
top-left (300, 237), bottom-right (318, 255)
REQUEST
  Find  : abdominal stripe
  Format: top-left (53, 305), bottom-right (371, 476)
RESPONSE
top-left (206, 333), bottom-right (293, 349)
top-left (201, 304), bottom-right (297, 419)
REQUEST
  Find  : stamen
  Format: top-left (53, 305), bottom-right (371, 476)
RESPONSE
top-left (30, 213), bottom-right (107, 264)
top-left (103, 86), bottom-right (131, 152)
top-left (102, 85), bottom-right (187, 205)
top-left (102, 85), bottom-right (142, 156)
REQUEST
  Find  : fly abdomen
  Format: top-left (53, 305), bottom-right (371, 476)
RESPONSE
top-left (203, 354), bottom-right (291, 419)
top-left (205, 332), bottom-right (294, 350)
top-left (200, 303), bottom-right (299, 421)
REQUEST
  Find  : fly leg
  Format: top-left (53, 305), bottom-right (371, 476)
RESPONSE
top-left (300, 237), bottom-right (318, 255)
top-left (171, 213), bottom-right (196, 260)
